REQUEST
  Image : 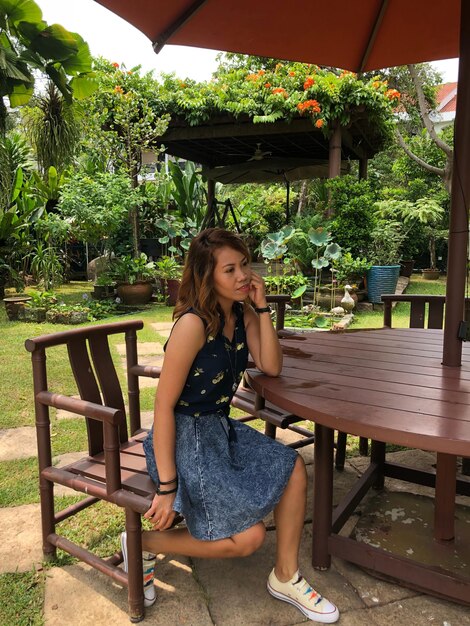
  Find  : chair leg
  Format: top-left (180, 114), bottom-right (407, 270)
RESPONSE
top-left (39, 476), bottom-right (57, 560)
top-left (125, 508), bottom-right (145, 623)
top-left (335, 431), bottom-right (347, 471)
top-left (359, 437), bottom-right (369, 456)
top-left (264, 421), bottom-right (277, 439)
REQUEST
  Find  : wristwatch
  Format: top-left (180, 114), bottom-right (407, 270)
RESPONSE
top-left (255, 305), bottom-right (272, 314)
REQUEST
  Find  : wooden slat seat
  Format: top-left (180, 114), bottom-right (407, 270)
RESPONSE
top-left (25, 320), bottom-right (167, 622)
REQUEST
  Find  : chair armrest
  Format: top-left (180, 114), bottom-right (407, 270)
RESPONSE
top-left (128, 364), bottom-right (162, 379)
top-left (35, 391), bottom-right (124, 425)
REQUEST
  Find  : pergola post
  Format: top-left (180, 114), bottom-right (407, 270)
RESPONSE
top-left (359, 158), bottom-right (368, 180)
top-left (207, 178), bottom-right (216, 210)
top-left (327, 122), bottom-right (342, 217)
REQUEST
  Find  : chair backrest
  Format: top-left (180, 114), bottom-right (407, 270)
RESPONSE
top-left (25, 320), bottom-right (143, 456)
top-left (381, 294), bottom-right (470, 330)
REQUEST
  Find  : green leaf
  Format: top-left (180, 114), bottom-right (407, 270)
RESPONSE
top-left (313, 315), bottom-right (329, 328)
top-left (29, 24), bottom-right (79, 61)
top-left (311, 257), bottom-right (329, 269)
top-left (324, 242), bottom-right (342, 259)
top-left (8, 82), bottom-right (33, 106)
top-left (292, 285), bottom-right (307, 299)
top-left (69, 74), bottom-right (98, 99)
top-left (60, 34), bottom-right (92, 73)
top-left (0, 0), bottom-right (42, 25)
top-left (308, 227), bottom-right (331, 247)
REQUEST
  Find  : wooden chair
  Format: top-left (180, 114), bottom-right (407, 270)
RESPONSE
top-left (25, 320), bottom-right (164, 622)
top-left (382, 293), bottom-right (470, 475)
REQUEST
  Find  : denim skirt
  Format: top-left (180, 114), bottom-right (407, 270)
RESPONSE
top-left (143, 411), bottom-right (298, 541)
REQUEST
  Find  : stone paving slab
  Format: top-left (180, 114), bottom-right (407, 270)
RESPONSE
top-left (44, 557), bottom-right (213, 626)
top-left (0, 426), bottom-right (37, 461)
top-left (0, 504), bottom-right (43, 573)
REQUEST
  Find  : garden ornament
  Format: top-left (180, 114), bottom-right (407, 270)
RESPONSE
top-left (340, 285), bottom-right (355, 312)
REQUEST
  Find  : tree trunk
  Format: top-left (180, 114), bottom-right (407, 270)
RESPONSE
top-left (297, 180), bottom-right (308, 216)
top-left (429, 234), bottom-right (436, 269)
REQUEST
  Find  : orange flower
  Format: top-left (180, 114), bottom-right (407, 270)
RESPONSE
top-left (297, 102), bottom-right (305, 111)
top-left (297, 99), bottom-right (321, 114)
top-left (372, 81), bottom-right (381, 89)
top-left (127, 71), bottom-right (133, 75)
top-left (258, 69), bottom-right (266, 75)
top-left (289, 71), bottom-right (296, 77)
top-left (112, 62), bottom-right (119, 68)
top-left (272, 87), bottom-right (288, 97)
top-left (114, 85), bottom-right (124, 94)
top-left (385, 88), bottom-right (400, 100)
top-left (315, 119), bottom-right (324, 128)
top-left (303, 76), bottom-right (315, 90)
top-left (179, 82), bottom-right (187, 88)
top-left (264, 82), bottom-right (272, 88)
top-left (246, 73), bottom-right (259, 81)
top-left (275, 63), bottom-right (283, 72)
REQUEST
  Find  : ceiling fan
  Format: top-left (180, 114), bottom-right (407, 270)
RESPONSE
top-left (248, 143), bottom-right (272, 161)
top-left (228, 143), bottom-right (272, 161)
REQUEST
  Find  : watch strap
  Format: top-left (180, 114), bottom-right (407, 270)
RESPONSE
top-left (255, 306), bottom-right (271, 313)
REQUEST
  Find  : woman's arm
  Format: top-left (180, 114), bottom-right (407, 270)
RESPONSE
top-left (144, 313), bottom-right (205, 530)
top-left (244, 270), bottom-right (283, 376)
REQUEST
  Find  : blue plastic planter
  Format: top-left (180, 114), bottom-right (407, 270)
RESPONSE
top-left (366, 265), bottom-right (400, 304)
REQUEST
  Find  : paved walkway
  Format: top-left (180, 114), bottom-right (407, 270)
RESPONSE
top-left (2, 321), bottom-right (470, 625)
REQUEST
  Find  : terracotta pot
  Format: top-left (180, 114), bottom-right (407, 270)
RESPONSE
top-left (422, 268), bottom-right (440, 280)
top-left (3, 295), bottom-right (32, 320)
top-left (117, 281), bottom-right (154, 305)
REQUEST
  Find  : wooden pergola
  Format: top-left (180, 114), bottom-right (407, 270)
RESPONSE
top-left (156, 110), bottom-right (389, 219)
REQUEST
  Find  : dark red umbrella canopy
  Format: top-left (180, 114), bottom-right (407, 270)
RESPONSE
top-left (94, 0), bottom-right (460, 71)
top-left (94, 0), bottom-right (469, 367)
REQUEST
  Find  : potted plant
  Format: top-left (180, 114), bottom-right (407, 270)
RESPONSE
top-left (366, 221), bottom-right (405, 304)
top-left (93, 272), bottom-right (116, 300)
top-left (22, 290), bottom-right (57, 322)
top-left (155, 256), bottom-right (182, 306)
top-left (110, 253), bottom-right (156, 305)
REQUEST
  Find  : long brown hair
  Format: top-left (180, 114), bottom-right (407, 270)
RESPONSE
top-left (174, 228), bottom-right (251, 337)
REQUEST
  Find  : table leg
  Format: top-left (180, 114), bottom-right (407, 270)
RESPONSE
top-left (434, 453), bottom-right (457, 541)
top-left (312, 423), bottom-right (334, 569)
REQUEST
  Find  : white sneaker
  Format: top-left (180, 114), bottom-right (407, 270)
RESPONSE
top-left (267, 568), bottom-right (339, 623)
top-left (120, 531), bottom-right (157, 608)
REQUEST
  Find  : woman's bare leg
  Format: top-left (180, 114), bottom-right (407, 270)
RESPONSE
top-left (142, 522), bottom-right (265, 559)
top-left (273, 455), bottom-right (307, 581)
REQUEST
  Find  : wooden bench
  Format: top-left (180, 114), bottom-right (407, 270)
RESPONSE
top-left (25, 320), bottom-right (164, 622)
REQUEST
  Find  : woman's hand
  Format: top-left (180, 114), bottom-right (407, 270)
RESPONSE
top-left (144, 492), bottom-right (176, 531)
top-left (249, 270), bottom-right (268, 309)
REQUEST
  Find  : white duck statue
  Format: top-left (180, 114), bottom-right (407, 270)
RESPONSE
top-left (341, 284), bottom-right (355, 312)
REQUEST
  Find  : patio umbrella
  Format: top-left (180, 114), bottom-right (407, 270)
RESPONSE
top-left (95, 0), bottom-right (469, 367)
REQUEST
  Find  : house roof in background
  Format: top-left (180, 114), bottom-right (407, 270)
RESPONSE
top-left (437, 82), bottom-right (457, 112)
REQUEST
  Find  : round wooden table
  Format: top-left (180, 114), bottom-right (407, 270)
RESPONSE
top-left (246, 328), bottom-right (470, 605)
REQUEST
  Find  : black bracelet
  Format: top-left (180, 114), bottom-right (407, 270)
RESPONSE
top-left (159, 476), bottom-right (178, 485)
top-left (156, 485), bottom-right (178, 495)
top-left (255, 306), bottom-right (271, 314)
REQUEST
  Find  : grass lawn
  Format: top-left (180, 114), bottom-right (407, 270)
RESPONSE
top-left (0, 274), bottom-right (448, 623)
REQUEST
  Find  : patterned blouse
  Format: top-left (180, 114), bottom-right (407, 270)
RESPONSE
top-left (171, 303), bottom-right (249, 417)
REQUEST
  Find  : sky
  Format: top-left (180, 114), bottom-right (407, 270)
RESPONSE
top-left (37, 0), bottom-right (459, 84)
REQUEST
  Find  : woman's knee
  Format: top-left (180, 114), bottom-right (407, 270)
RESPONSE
top-left (291, 455), bottom-right (307, 491)
top-left (231, 523), bottom-right (266, 557)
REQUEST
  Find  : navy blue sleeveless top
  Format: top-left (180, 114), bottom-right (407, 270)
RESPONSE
top-left (170, 303), bottom-right (249, 417)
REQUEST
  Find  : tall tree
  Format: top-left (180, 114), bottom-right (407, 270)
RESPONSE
top-left (0, 0), bottom-right (96, 135)
top-left (393, 64), bottom-right (453, 193)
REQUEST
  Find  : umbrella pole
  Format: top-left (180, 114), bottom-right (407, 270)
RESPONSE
top-left (443, 0), bottom-right (470, 366)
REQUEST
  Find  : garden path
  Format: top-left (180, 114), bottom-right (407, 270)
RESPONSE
top-left (1, 320), bottom-right (469, 624)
